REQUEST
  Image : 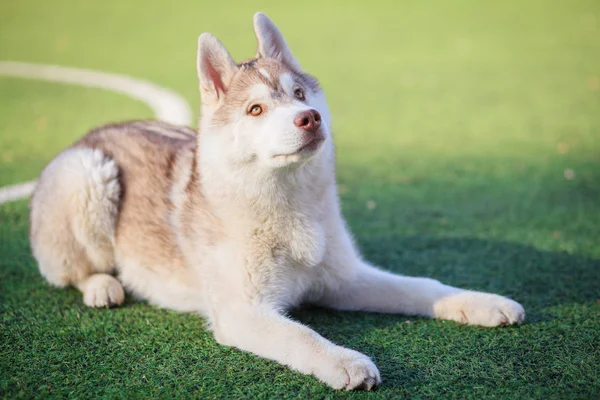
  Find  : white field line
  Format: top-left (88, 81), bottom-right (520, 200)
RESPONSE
top-left (0, 61), bottom-right (194, 205)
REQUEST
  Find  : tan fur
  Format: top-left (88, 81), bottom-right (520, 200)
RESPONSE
top-left (29, 13), bottom-right (524, 390)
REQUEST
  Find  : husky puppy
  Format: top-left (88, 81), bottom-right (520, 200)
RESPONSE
top-left (29, 13), bottom-right (524, 390)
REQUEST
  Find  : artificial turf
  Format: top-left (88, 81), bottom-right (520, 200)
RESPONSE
top-left (1, 0), bottom-right (599, 398)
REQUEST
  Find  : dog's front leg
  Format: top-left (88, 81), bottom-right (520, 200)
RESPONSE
top-left (317, 227), bottom-right (525, 327)
top-left (210, 304), bottom-right (381, 390)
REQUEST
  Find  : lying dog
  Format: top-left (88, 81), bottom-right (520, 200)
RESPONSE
top-left (29, 12), bottom-right (524, 390)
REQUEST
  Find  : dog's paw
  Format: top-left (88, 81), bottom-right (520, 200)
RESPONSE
top-left (318, 349), bottom-right (381, 391)
top-left (82, 274), bottom-right (125, 308)
top-left (434, 291), bottom-right (525, 327)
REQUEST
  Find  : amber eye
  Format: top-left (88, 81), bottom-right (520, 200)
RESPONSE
top-left (294, 88), bottom-right (305, 101)
top-left (249, 104), bottom-right (263, 116)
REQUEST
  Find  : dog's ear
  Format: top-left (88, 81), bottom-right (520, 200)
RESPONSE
top-left (253, 12), bottom-right (302, 71)
top-left (197, 33), bottom-right (238, 105)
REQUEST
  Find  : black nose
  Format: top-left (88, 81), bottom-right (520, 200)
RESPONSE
top-left (294, 109), bottom-right (322, 132)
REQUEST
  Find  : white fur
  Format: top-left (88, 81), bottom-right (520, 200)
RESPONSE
top-left (279, 72), bottom-right (295, 93)
top-left (29, 12), bottom-right (525, 391)
top-left (258, 68), bottom-right (272, 83)
top-left (247, 82), bottom-right (270, 99)
top-left (30, 148), bottom-right (121, 297)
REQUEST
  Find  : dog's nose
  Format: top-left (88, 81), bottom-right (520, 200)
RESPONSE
top-left (294, 109), bottom-right (321, 132)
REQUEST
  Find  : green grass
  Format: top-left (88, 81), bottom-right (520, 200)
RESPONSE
top-left (1, 0), bottom-right (599, 398)
top-left (0, 79), bottom-right (152, 186)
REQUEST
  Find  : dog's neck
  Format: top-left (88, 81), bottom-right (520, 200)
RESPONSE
top-left (195, 138), bottom-right (335, 225)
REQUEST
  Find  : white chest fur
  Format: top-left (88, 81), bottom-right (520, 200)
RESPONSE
top-left (239, 211), bottom-right (327, 307)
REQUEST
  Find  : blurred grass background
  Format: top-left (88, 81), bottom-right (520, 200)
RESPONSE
top-left (1, 0), bottom-right (599, 398)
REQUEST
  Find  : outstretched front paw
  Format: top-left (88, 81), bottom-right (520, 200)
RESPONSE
top-left (434, 291), bottom-right (525, 327)
top-left (318, 349), bottom-right (381, 391)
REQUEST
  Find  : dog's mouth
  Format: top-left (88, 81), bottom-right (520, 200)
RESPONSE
top-left (273, 134), bottom-right (325, 160)
top-left (297, 135), bottom-right (325, 153)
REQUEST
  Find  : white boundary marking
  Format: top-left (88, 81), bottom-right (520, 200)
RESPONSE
top-left (0, 61), bottom-right (194, 205)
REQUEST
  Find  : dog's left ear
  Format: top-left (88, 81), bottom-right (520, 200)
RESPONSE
top-left (253, 12), bottom-right (302, 71)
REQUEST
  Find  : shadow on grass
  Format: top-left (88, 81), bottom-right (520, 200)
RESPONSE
top-left (2, 201), bottom-right (600, 396)
top-left (287, 236), bottom-right (600, 393)
top-left (291, 234), bottom-right (600, 339)
top-left (360, 235), bottom-right (600, 310)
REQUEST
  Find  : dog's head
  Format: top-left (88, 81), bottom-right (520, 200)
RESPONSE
top-left (197, 13), bottom-right (331, 170)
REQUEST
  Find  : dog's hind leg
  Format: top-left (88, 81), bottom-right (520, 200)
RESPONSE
top-left (30, 148), bottom-right (125, 307)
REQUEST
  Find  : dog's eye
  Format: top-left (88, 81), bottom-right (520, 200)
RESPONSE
top-left (294, 88), bottom-right (305, 101)
top-left (248, 105), bottom-right (263, 116)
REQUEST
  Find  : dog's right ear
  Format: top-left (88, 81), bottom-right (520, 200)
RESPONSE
top-left (197, 33), bottom-right (238, 106)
